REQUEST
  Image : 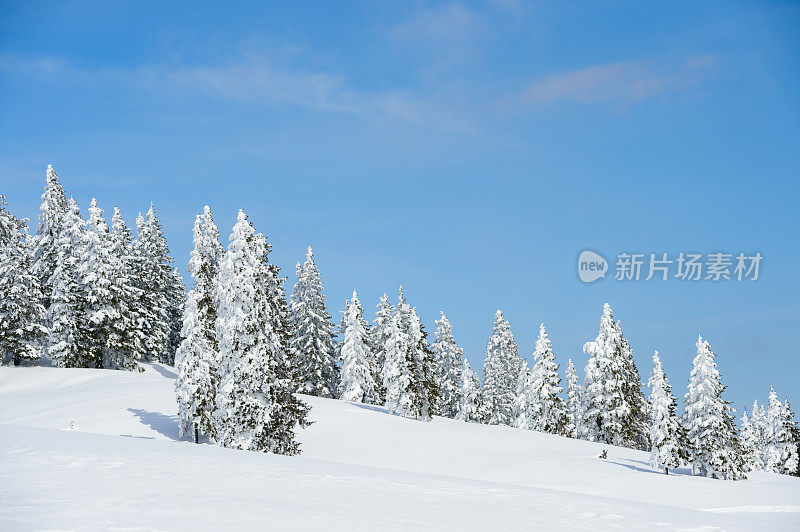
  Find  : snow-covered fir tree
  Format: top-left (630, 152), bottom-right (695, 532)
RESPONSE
top-left (175, 206), bottom-right (223, 442)
top-left (765, 388), bottom-right (800, 475)
top-left (337, 290), bottom-right (380, 404)
top-left (0, 195), bottom-right (47, 365)
top-left (647, 351), bottom-right (687, 474)
top-left (48, 198), bottom-right (88, 368)
top-left (565, 357), bottom-right (582, 438)
top-left (32, 164), bottom-right (69, 310)
top-left (684, 335), bottom-right (746, 480)
top-left (527, 323), bottom-right (567, 434)
top-left (134, 204), bottom-right (181, 364)
top-left (80, 199), bottom-right (119, 369)
top-left (289, 247), bottom-right (338, 398)
top-left (513, 358), bottom-right (533, 429)
top-left (581, 303), bottom-right (648, 449)
top-left (372, 293), bottom-right (393, 403)
top-left (481, 310), bottom-right (521, 426)
top-left (740, 408), bottom-right (762, 472)
top-left (431, 312), bottom-right (464, 418)
top-left (214, 210), bottom-right (310, 455)
top-left (382, 313), bottom-right (412, 416)
top-left (455, 358), bottom-right (481, 422)
top-left (748, 399), bottom-right (769, 469)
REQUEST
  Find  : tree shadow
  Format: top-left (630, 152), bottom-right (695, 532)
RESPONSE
top-left (348, 402), bottom-right (390, 415)
top-left (606, 459), bottom-right (692, 477)
top-left (127, 408), bottom-right (180, 441)
top-left (149, 364), bottom-right (178, 380)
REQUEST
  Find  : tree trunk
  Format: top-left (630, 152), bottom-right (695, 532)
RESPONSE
top-left (13, 354), bottom-right (20, 366)
top-left (665, 467), bottom-right (669, 475)
top-left (194, 426), bottom-right (199, 444)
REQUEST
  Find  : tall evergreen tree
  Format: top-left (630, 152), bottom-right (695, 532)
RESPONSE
top-left (748, 399), bottom-right (769, 469)
top-left (134, 204), bottom-right (180, 364)
top-left (684, 335), bottom-right (746, 480)
top-left (48, 199), bottom-right (88, 368)
top-left (647, 351), bottom-right (687, 474)
top-left (740, 408), bottom-right (762, 472)
top-left (289, 247), bottom-right (338, 398)
top-left (371, 293), bottom-right (393, 404)
top-left (80, 199), bottom-right (118, 369)
top-left (581, 303), bottom-right (648, 449)
top-left (175, 206), bottom-right (223, 442)
top-left (765, 388), bottom-right (800, 475)
top-left (565, 357), bottom-right (582, 438)
top-left (432, 312), bottom-right (464, 418)
top-left (406, 306), bottom-right (439, 420)
top-left (337, 290), bottom-right (380, 404)
top-left (32, 164), bottom-right (69, 309)
top-left (0, 195), bottom-right (47, 365)
top-left (513, 358), bottom-right (533, 429)
top-left (382, 313), bottom-right (414, 417)
top-left (481, 310), bottom-right (521, 426)
top-left (527, 323), bottom-right (567, 434)
top-left (455, 358), bottom-right (481, 422)
top-left (214, 210), bottom-right (310, 455)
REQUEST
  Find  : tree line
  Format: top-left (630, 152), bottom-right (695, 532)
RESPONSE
top-left (1, 165), bottom-right (798, 479)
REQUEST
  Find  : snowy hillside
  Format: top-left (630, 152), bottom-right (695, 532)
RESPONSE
top-left (1, 365), bottom-right (799, 530)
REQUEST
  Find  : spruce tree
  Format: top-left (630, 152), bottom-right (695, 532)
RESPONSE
top-left (684, 335), bottom-right (746, 480)
top-left (565, 357), bottom-right (582, 438)
top-left (80, 199), bottom-right (118, 369)
top-left (581, 303), bottom-right (648, 449)
top-left (406, 306), bottom-right (439, 420)
top-left (32, 164), bottom-right (69, 309)
top-left (647, 351), bottom-right (687, 474)
top-left (765, 388), bottom-right (800, 475)
top-left (0, 195), bottom-right (47, 365)
top-left (175, 206), bottom-right (223, 442)
top-left (748, 399), bottom-right (768, 469)
top-left (513, 358), bottom-right (533, 429)
top-left (382, 313), bottom-right (414, 417)
top-left (289, 247), bottom-right (338, 398)
top-left (455, 358), bottom-right (481, 422)
top-left (372, 293), bottom-right (393, 401)
top-left (528, 323), bottom-right (567, 434)
top-left (481, 310), bottom-right (521, 426)
top-left (48, 199), bottom-right (88, 368)
top-left (740, 408), bottom-right (762, 472)
top-left (431, 312), bottom-right (464, 418)
top-left (337, 290), bottom-right (380, 404)
top-left (214, 210), bottom-right (310, 454)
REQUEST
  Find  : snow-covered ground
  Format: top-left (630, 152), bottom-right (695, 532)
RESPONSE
top-left (1, 365), bottom-right (798, 530)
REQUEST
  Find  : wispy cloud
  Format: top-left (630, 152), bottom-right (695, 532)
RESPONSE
top-left (522, 55), bottom-right (719, 105)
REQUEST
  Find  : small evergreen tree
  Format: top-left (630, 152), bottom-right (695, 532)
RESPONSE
top-left (372, 293), bottom-right (393, 404)
top-left (0, 195), bottom-right (47, 365)
top-left (431, 312), bottom-right (464, 418)
top-left (512, 358), bottom-right (533, 429)
top-left (337, 290), bottom-right (380, 404)
top-left (481, 310), bottom-right (521, 426)
top-left (647, 351), bottom-right (687, 474)
top-left (765, 388), bottom-right (800, 475)
top-left (748, 399), bottom-right (768, 469)
top-left (740, 408), bottom-right (761, 472)
top-left (455, 358), bottom-right (481, 422)
top-left (565, 357), bottom-right (582, 438)
top-left (382, 313), bottom-right (414, 417)
top-left (684, 335), bottom-right (746, 480)
top-left (214, 210), bottom-right (310, 454)
top-left (175, 206), bottom-right (223, 442)
top-left (289, 247), bottom-right (338, 398)
top-left (528, 323), bottom-right (567, 434)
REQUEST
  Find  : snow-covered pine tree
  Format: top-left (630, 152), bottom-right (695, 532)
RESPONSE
top-left (372, 293), bottom-right (393, 403)
top-left (175, 206), bottom-right (223, 442)
top-left (684, 335), bottom-right (746, 480)
top-left (405, 307), bottom-right (439, 420)
top-left (289, 247), bottom-right (338, 398)
top-left (0, 195), bottom-right (47, 365)
top-left (783, 399), bottom-right (800, 477)
top-left (740, 408), bottom-right (762, 472)
top-left (134, 204), bottom-right (179, 364)
top-left (512, 358), bottom-right (533, 429)
top-left (765, 388), bottom-right (800, 475)
top-left (647, 351), bottom-right (687, 474)
top-left (481, 310), bottom-right (521, 426)
top-left (48, 199), bottom-right (88, 368)
top-left (80, 199), bottom-right (119, 369)
top-left (748, 399), bottom-right (768, 469)
top-left (337, 290), bottom-right (380, 404)
top-left (382, 313), bottom-right (414, 417)
top-left (432, 312), bottom-right (465, 418)
top-left (106, 207), bottom-right (143, 371)
top-left (214, 210), bottom-right (310, 455)
top-left (32, 164), bottom-right (69, 310)
top-left (581, 303), bottom-right (648, 449)
top-left (455, 358), bottom-right (481, 422)
top-left (565, 357), bottom-right (582, 438)
top-left (528, 323), bottom-right (567, 434)
top-left (166, 268), bottom-right (186, 359)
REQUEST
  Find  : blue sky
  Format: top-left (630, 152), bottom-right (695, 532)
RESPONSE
top-left (2, 1), bottom-right (799, 414)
